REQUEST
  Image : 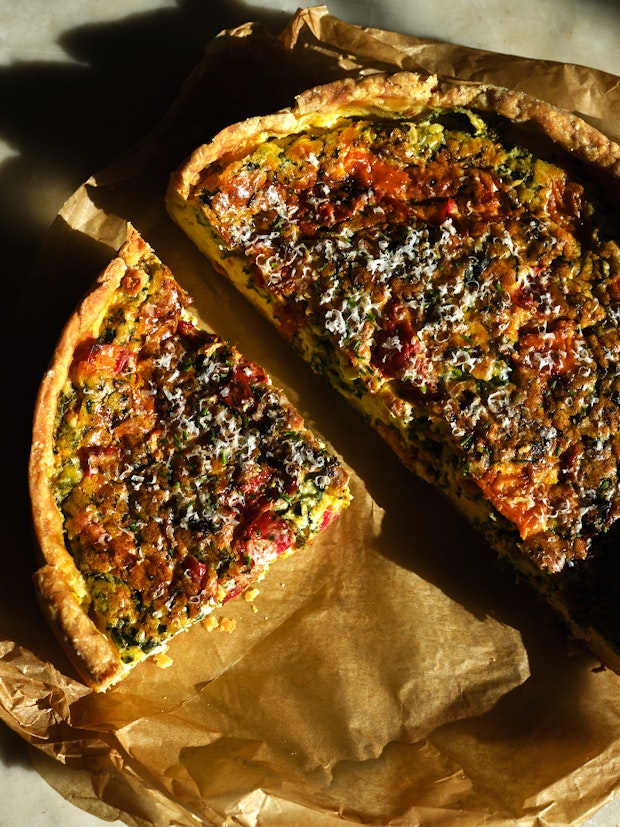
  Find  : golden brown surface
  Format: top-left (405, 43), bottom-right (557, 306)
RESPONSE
top-left (167, 69), bottom-right (620, 669)
top-left (29, 226), bottom-right (350, 691)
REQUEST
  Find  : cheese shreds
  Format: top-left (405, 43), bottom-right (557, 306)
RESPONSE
top-left (48, 233), bottom-right (351, 670)
top-left (169, 106), bottom-right (620, 576)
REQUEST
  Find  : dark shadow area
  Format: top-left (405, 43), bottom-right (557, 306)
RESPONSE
top-left (0, 1), bottom-right (289, 289)
top-left (0, 0), bottom-right (381, 677)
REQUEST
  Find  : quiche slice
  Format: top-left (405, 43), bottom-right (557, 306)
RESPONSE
top-left (29, 226), bottom-right (350, 691)
top-left (166, 71), bottom-right (620, 670)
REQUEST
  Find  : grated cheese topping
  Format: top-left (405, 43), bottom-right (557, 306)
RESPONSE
top-left (193, 110), bottom-right (620, 572)
top-left (51, 246), bottom-right (350, 663)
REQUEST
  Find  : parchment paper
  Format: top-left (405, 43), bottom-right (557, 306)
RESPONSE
top-left (6, 6), bottom-right (620, 826)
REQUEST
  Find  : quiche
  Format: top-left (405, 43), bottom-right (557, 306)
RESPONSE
top-left (166, 71), bottom-right (620, 669)
top-left (29, 226), bottom-right (351, 691)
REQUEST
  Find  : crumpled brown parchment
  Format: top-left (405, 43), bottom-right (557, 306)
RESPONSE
top-left (7, 6), bottom-right (620, 826)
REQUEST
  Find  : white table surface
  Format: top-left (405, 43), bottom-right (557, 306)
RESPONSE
top-left (2, 1), bottom-right (620, 825)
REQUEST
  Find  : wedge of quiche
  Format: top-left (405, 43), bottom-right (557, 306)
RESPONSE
top-left (29, 226), bottom-right (350, 691)
top-left (166, 71), bottom-right (620, 670)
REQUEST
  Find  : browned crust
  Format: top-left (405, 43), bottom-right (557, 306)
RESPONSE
top-left (29, 225), bottom-right (148, 692)
top-left (167, 71), bottom-right (620, 207)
